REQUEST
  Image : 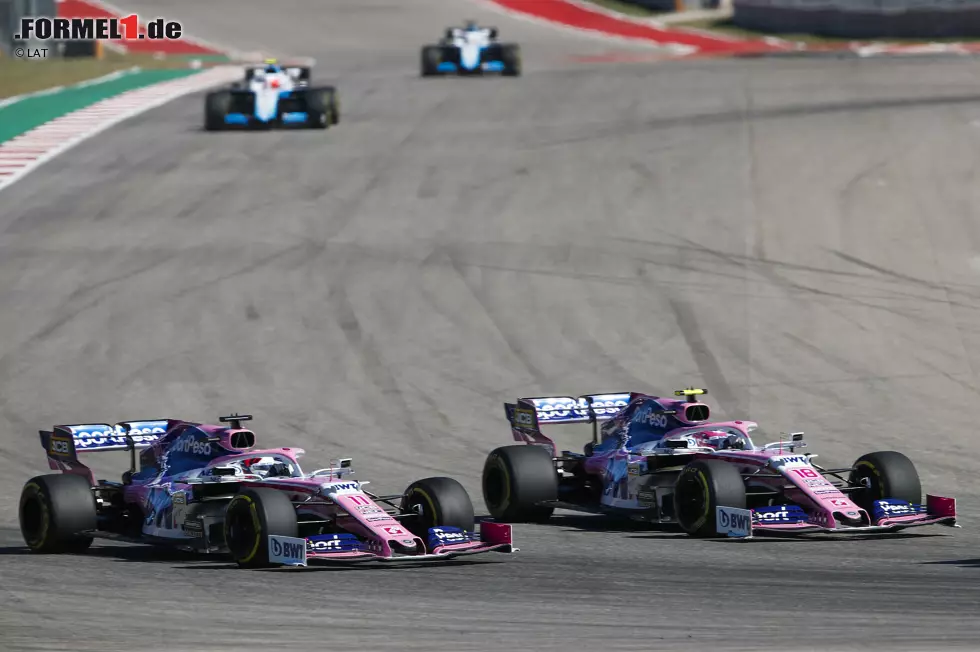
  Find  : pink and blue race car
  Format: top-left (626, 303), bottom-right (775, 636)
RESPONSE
top-left (20, 414), bottom-right (516, 566)
top-left (482, 388), bottom-right (957, 538)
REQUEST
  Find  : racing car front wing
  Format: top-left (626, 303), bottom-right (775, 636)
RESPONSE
top-left (268, 522), bottom-right (517, 566)
top-left (717, 494), bottom-right (958, 538)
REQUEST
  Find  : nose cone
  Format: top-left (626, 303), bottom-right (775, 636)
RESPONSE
top-left (269, 78), bottom-right (280, 89)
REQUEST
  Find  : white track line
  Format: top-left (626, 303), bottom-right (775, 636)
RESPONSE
top-left (0, 66), bottom-right (241, 194)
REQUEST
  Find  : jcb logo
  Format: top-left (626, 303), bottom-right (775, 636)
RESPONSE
top-left (514, 409), bottom-right (535, 428)
top-left (49, 438), bottom-right (70, 455)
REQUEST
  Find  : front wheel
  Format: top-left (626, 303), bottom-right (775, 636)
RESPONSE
top-left (204, 90), bottom-right (230, 131)
top-left (849, 451), bottom-right (921, 512)
top-left (500, 43), bottom-right (521, 77)
top-left (224, 488), bottom-right (298, 568)
top-left (673, 459), bottom-right (746, 537)
top-left (328, 89), bottom-right (340, 125)
top-left (401, 476), bottom-right (475, 538)
top-left (302, 87), bottom-right (334, 129)
top-left (420, 45), bottom-right (443, 77)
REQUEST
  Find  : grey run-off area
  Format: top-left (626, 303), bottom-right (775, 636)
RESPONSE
top-left (729, 0), bottom-right (980, 38)
top-left (2, 0), bottom-right (980, 650)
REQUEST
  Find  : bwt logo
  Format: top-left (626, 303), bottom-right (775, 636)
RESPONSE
top-left (322, 481), bottom-right (359, 493)
top-left (771, 455), bottom-right (809, 467)
top-left (271, 537), bottom-right (304, 559)
top-left (718, 508), bottom-right (751, 532)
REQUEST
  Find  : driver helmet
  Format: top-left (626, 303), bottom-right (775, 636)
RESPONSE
top-left (691, 430), bottom-right (745, 450)
top-left (262, 58), bottom-right (280, 73)
top-left (463, 20), bottom-right (479, 31)
top-left (240, 456), bottom-right (294, 478)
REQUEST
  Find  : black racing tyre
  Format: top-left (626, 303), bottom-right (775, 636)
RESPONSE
top-left (204, 90), bottom-right (230, 131)
top-left (401, 477), bottom-right (476, 537)
top-left (673, 459), bottom-right (746, 537)
top-left (500, 44), bottom-right (521, 77)
top-left (421, 45), bottom-right (442, 77)
top-left (19, 474), bottom-right (96, 553)
top-left (849, 451), bottom-right (922, 512)
top-left (224, 488), bottom-right (298, 568)
top-left (328, 88), bottom-right (340, 125)
top-left (482, 445), bottom-right (557, 523)
top-left (302, 88), bottom-right (332, 129)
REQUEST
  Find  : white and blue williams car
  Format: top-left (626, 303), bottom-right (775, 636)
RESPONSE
top-left (204, 59), bottom-right (340, 130)
top-left (421, 21), bottom-right (521, 77)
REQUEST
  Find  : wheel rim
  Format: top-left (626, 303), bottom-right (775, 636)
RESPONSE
top-left (406, 496), bottom-right (429, 530)
top-left (483, 465), bottom-right (506, 510)
top-left (851, 464), bottom-right (881, 508)
top-left (225, 505), bottom-right (256, 559)
top-left (675, 472), bottom-right (708, 528)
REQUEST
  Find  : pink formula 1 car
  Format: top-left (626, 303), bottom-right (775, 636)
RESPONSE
top-left (19, 414), bottom-right (516, 566)
top-left (482, 388), bottom-right (957, 538)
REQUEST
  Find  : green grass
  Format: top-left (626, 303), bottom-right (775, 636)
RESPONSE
top-left (0, 51), bottom-right (214, 99)
top-left (675, 17), bottom-right (980, 44)
top-left (587, 0), bottom-right (672, 17)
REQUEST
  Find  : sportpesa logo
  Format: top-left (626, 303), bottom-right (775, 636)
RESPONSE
top-left (532, 396), bottom-right (629, 421)
top-left (171, 434), bottom-right (212, 456)
top-left (73, 425), bottom-right (166, 448)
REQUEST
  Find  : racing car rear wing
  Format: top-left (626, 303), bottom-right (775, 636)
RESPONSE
top-left (39, 420), bottom-right (176, 484)
top-left (41, 420), bottom-right (172, 454)
top-left (504, 393), bottom-right (633, 454)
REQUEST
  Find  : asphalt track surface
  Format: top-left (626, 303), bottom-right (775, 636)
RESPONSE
top-left (4, 1), bottom-right (980, 650)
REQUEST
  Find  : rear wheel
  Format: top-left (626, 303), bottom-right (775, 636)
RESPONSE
top-left (204, 90), bottom-right (230, 131)
top-left (849, 451), bottom-right (922, 512)
top-left (482, 445), bottom-right (557, 522)
top-left (19, 474), bottom-right (96, 553)
top-left (401, 476), bottom-right (475, 537)
top-left (673, 459), bottom-right (746, 537)
top-left (224, 488), bottom-right (298, 568)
